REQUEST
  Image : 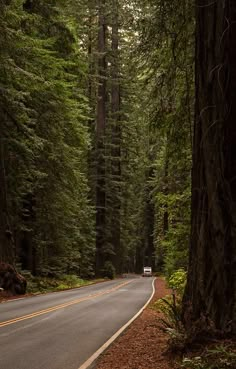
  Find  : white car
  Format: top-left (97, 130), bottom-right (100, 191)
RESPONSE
top-left (142, 266), bottom-right (152, 277)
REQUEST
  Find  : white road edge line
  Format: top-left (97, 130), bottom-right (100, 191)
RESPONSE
top-left (77, 277), bottom-right (156, 369)
top-left (3, 297), bottom-right (26, 303)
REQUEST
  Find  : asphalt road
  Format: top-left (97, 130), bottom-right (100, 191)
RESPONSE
top-left (0, 277), bottom-right (154, 369)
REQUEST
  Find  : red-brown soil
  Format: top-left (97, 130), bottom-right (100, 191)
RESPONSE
top-left (95, 277), bottom-right (179, 369)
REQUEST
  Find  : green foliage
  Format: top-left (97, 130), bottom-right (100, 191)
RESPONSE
top-left (26, 274), bottom-right (94, 293)
top-left (182, 357), bottom-right (206, 369)
top-left (153, 295), bottom-right (182, 331)
top-left (0, 0), bottom-right (95, 274)
top-left (101, 261), bottom-right (116, 280)
top-left (168, 269), bottom-right (187, 296)
top-left (153, 294), bottom-right (186, 350)
top-left (1, 0), bottom-right (193, 293)
top-left (154, 189), bottom-right (191, 277)
top-left (182, 345), bottom-right (236, 369)
top-left (59, 275), bottom-right (82, 289)
top-left (136, 0), bottom-right (194, 277)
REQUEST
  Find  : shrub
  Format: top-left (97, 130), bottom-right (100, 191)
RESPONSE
top-left (182, 344), bottom-right (236, 369)
top-left (152, 293), bottom-right (187, 351)
top-left (62, 275), bottom-right (82, 288)
top-left (101, 261), bottom-right (116, 279)
top-left (168, 268), bottom-right (187, 296)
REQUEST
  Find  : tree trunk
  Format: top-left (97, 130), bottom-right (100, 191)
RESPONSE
top-left (0, 111), bottom-right (15, 263)
top-left (145, 198), bottom-right (155, 268)
top-left (95, 0), bottom-right (107, 274)
top-left (0, 263), bottom-right (26, 295)
top-left (110, 0), bottom-right (122, 273)
top-left (163, 155), bottom-right (169, 235)
top-left (183, 1), bottom-right (236, 335)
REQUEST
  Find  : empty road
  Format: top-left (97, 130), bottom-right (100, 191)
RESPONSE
top-left (0, 277), bottom-right (154, 369)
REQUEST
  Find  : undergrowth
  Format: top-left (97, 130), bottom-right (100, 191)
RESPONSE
top-left (20, 271), bottom-right (104, 294)
top-left (152, 269), bottom-right (188, 350)
top-left (182, 344), bottom-right (236, 369)
top-left (152, 292), bottom-right (187, 351)
top-left (152, 272), bottom-right (236, 369)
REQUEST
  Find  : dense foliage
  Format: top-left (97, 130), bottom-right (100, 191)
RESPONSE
top-left (0, 0), bottom-right (95, 277)
top-left (137, 0), bottom-right (194, 276)
top-left (0, 0), bottom-right (156, 278)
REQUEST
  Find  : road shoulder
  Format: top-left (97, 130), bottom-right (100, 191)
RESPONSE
top-left (94, 277), bottom-right (178, 369)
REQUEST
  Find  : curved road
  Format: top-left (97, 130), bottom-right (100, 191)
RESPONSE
top-left (0, 277), bottom-right (154, 369)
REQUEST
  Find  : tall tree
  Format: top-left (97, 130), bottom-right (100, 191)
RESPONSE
top-left (0, 0), bottom-right (40, 265)
top-left (0, 0), bottom-right (95, 277)
top-left (95, 0), bottom-right (107, 273)
top-left (183, 1), bottom-right (236, 334)
top-left (108, 0), bottom-right (122, 272)
top-left (137, 0), bottom-right (194, 276)
top-left (0, 113), bottom-right (15, 263)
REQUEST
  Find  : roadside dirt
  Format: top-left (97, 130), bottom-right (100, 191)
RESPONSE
top-left (95, 277), bottom-right (178, 369)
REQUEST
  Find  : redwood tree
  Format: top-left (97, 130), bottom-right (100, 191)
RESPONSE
top-left (183, 1), bottom-right (236, 334)
top-left (95, 0), bottom-right (107, 273)
top-left (110, 0), bottom-right (122, 272)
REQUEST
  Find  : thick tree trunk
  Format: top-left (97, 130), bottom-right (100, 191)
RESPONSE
top-left (110, 0), bottom-right (122, 273)
top-left (95, 0), bottom-right (107, 274)
top-left (0, 112), bottom-right (15, 263)
top-left (163, 156), bottom-right (169, 235)
top-left (183, 1), bottom-right (236, 335)
top-left (96, 0), bottom-right (106, 137)
top-left (0, 263), bottom-right (26, 295)
top-left (145, 199), bottom-right (155, 268)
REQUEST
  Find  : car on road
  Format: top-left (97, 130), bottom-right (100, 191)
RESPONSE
top-left (142, 266), bottom-right (152, 277)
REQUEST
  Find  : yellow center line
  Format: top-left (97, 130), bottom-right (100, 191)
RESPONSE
top-left (0, 280), bottom-right (133, 328)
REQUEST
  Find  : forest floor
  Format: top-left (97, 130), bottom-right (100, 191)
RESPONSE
top-left (0, 277), bottom-right (107, 302)
top-left (95, 277), bottom-right (179, 369)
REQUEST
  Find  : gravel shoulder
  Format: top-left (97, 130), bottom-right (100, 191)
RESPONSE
top-left (95, 277), bottom-right (178, 369)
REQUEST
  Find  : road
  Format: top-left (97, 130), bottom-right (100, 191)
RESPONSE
top-left (0, 277), bottom-right (154, 369)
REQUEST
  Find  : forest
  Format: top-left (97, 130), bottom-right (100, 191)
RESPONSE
top-left (0, 0), bottom-right (235, 342)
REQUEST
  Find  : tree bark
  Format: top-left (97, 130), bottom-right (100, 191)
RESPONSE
top-left (110, 0), bottom-right (122, 273)
top-left (163, 155), bottom-right (169, 235)
top-left (183, 1), bottom-right (236, 335)
top-left (95, 0), bottom-right (107, 274)
top-left (96, 0), bottom-right (106, 137)
top-left (0, 110), bottom-right (15, 263)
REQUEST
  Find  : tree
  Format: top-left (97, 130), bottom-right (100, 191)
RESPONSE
top-left (0, 0), bottom-right (41, 265)
top-left (183, 1), bottom-right (236, 334)
top-left (93, 0), bottom-right (150, 275)
top-left (1, 0), bottom-right (198, 282)
top-left (137, 0), bottom-right (194, 276)
top-left (95, 0), bottom-right (107, 274)
top-left (105, 0), bottom-right (122, 272)
top-left (0, 0), bottom-right (95, 276)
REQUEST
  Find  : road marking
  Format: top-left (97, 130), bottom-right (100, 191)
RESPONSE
top-left (77, 278), bottom-right (156, 369)
top-left (0, 280), bottom-right (134, 328)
